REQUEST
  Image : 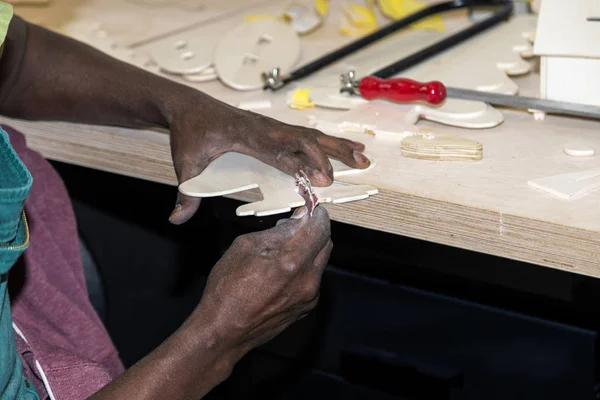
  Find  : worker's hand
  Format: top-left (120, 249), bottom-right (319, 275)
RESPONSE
top-left (188, 205), bottom-right (332, 358)
top-left (168, 97), bottom-right (370, 224)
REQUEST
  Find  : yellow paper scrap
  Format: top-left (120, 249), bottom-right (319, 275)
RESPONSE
top-left (344, 3), bottom-right (377, 27)
top-left (289, 89), bottom-right (315, 110)
top-left (377, 0), bottom-right (445, 32)
top-left (315, 0), bottom-right (330, 16)
top-left (244, 14), bottom-right (278, 22)
top-left (340, 2), bottom-right (378, 36)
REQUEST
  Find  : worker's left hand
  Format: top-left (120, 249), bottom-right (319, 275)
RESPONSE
top-left (168, 96), bottom-right (370, 224)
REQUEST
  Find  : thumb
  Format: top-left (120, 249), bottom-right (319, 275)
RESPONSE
top-left (170, 147), bottom-right (214, 225)
top-left (169, 192), bottom-right (201, 225)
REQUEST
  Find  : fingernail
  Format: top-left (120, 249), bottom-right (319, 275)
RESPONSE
top-left (353, 151), bottom-right (370, 165)
top-left (315, 171), bottom-right (330, 184)
top-left (169, 204), bottom-right (182, 221)
top-left (291, 206), bottom-right (307, 219)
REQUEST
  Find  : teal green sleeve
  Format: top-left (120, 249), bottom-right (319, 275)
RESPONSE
top-left (0, 126), bottom-right (39, 399)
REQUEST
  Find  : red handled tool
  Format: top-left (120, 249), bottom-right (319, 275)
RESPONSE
top-left (340, 70), bottom-right (446, 105)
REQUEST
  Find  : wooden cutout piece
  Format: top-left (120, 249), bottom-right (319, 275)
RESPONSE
top-left (182, 67), bottom-right (218, 82)
top-left (148, 37), bottom-right (214, 75)
top-left (178, 152), bottom-right (377, 217)
top-left (309, 100), bottom-right (503, 142)
top-left (214, 19), bottom-right (301, 91)
top-left (283, 4), bottom-right (323, 35)
top-left (238, 99), bottom-right (272, 110)
top-left (588, 0), bottom-right (600, 20)
top-left (564, 143), bottom-right (595, 157)
top-left (400, 133), bottom-right (483, 161)
top-left (528, 168), bottom-right (600, 200)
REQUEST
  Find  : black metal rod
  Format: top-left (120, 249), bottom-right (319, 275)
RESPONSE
top-left (266, 0), bottom-right (512, 90)
top-left (372, 1), bottom-right (514, 78)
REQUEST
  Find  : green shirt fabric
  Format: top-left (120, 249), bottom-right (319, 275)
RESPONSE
top-left (0, 3), bottom-right (41, 397)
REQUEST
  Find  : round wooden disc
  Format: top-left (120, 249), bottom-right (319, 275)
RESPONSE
top-left (564, 143), bottom-right (595, 157)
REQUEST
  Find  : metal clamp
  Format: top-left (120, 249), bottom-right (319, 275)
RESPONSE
top-left (262, 67), bottom-right (284, 90)
top-left (340, 70), bottom-right (360, 95)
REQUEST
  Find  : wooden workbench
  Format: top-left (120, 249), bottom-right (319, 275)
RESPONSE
top-left (3, 0), bottom-right (600, 278)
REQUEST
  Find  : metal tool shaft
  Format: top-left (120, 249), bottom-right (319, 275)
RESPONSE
top-left (446, 87), bottom-right (600, 120)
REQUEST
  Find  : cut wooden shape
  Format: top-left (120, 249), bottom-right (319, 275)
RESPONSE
top-left (182, 67), bottom-right (218, 82)
top-left (417, 99), bottom-right (504, 129)
top-left (214, 19), bottom-right (301, 90)
top-left (535, 0), bottom-right (600, 105)
top-left (300, 87), bottom-right (503, 128)
top-left (148, 37), bottom-right (214, 75)
top-left (564, 143), bottom-right (595, 157)
top-left (535, 0), bottom-right (600, 58)
top-left (178, 152), bottom-right (377, 216)
top-left (238, 99), bottom-right (272, 110)
top-left (309, 99), bottom-right (503, 140)
top-left (528, 168), bottom-right (600, 200)
top-left (283, 3), bottom-right (323, 35)
top-left (588, 0), bottom-right (600, 20)
top-left (400, 133), bottom-right (483, 161)
top-left (293, 87), bottom-right (369, 109)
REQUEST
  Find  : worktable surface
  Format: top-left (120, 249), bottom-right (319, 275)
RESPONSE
top-left (5, 0), bottom-right (600, 278)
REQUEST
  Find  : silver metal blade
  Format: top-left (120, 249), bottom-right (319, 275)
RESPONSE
top-left (446, 87), bottom-right (600, 120)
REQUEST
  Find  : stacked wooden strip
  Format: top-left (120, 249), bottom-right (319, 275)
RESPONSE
top-left (400, 133), bottom-right (483, 161)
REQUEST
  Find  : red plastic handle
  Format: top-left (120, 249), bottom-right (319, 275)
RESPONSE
top-left (358, 76), bottom-right (447, 105)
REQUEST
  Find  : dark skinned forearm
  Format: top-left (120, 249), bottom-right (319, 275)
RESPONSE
top-left (0, 16), bottom-right (244, 400)
top-left (0, 16), bottom-right (199, 128)
top-left (89, 311), bottom-right (240, 400)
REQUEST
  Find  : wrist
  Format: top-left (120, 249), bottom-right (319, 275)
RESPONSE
top-left (178, 306), bottom-right (245, 380)
top-left (151, 79), bottom-right (207, 130)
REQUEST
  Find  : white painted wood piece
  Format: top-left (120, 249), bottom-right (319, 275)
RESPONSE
top-left (534, 0), bottom-right (600, 106)
top-left (291, 89), bottom-right (504, 129)
top-left (528, 168), bottom-right (600, 200)
top-left (288, 88), bottom-right (369, 110)
top-left (178, 153), bottom-right (378, 216)
top-left (148, 37), bottom-right (215, 75)
top-left (182, 67), bottom-right (218, 82)
top-left (564, 143), bottom-right (595, 157)
top-left (588, 0), bottom-right (600, 21)
top-left (214, 19), bottom-right (301, 91)
top-left (283, 3), bottom-right (323, 35)
top-left (132, 2), bottom-right (289, 78)
top-left (238, 99), bottom-right (273, 110)
top-left (308, 99), bottom-right (504, 141)
top-left (400, 133), bottom-right (483, 161)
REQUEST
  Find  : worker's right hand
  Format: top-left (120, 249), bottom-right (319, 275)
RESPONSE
top-left (187, 205), bottom-right (332, 359)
